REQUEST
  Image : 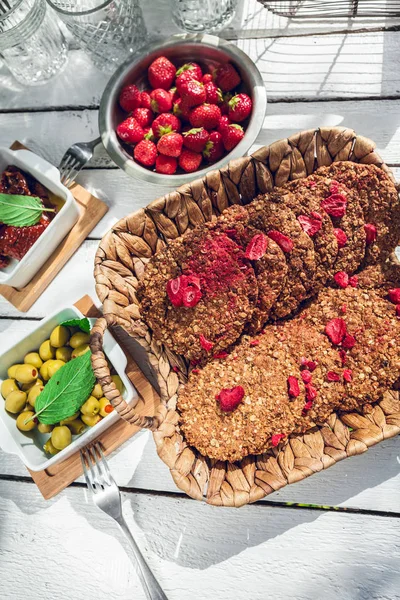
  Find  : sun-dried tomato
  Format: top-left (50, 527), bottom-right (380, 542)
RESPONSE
top-left (325, 318), bottom-right (347, 345)
top-left (287, 376), bottom-right (300, 398)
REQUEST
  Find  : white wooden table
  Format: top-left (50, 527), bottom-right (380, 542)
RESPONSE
top-left (1, 2), bottom-right (400, 599)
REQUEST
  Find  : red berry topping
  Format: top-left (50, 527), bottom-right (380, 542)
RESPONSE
top-left (396, 305), bottom-right (400, 318)
top-left (342, 333), bottom-right (356, 349)
top-left (132, 107), bottom-right (153, 128)
top-left (321, 193), bottom-right (347, 218)
top-left (334, 271), bottom-right (349, 289)
top-left (152, 113), bottom-right (181, 138)
top-left (216, 386), bottom-right (245, 412)
top-left (267, 230), bottom-right (294, 253)
top-left (169, 87), bottom-right (179, 103)
top-left (199, 334), bottom-right (214, 352)
top-left (388, 288), bottom-right (400, 303)
top-left (297, 214), bottom-right (323, 237)
top-left (217, 115), bottom-right (231, 134)
top-left (364, 223), bottom-right (377, 244)
top-left (155, 155), bottom-right (177, 175)
top-left (305, 383), bottom-right (317, 401)
top-left (166, 274), bottom-right (202, 307)
top-left (271, 433), bottom-right (286, 447)
top-left (204, 81), bottom-right (223, 104)
top-left (329, 180), bottom-right (340, 194)
top-left (348, 275), bottom-right (358, 288)
top-left (333, 228), bottom-right (348, 248)
top-left (173, 97), bottom-right (192, 121)
top-left (176, 62), bottom-right (202, 81)
top-left (214, 63), bottom-right (241, 92)
top-left (325, 318), bottom-right (347, 345)
top-left (221, 123), bottom-right (244, 151)
top-left (339, 349), bottom-right (347, 366)
top-left (150, 89), bottom-right (172, 113)
top-left (133, 139), bottom-right (157, 167)
top-left (302, 400), bottom-right (313, 415)
top-left (116, 117), bottom-right (144, 144)
top-left (301, 370), bottom-right (312, 384)
top-left (179, 149), bottom-right (203, 173)
top-left (343, 369), bottom-right (352, 383)
top-left (326, 371), bottom-right (340, 382)
top-left (183, 127), bottom-right (209, 152)
top-left (140, 91), bottom-right (151, 109)
top-left (228, 93), bottom-right (252, 122)
top-left (148, 56), bottom-right (176, 90)
top-left (202, 73), bottom-right (213, 84)
top-left (190, 103), bottom-right (222, 130)
top-left (143, 127), bottom-right (155, 141)
top-left (301, 358), bottom-right (317, 372)
top-left (244, 233), bottom-right (268, 260)
top-left (157, 132), bottom-right (183, 157)
top-left (176, 77), bottom-right (206, 107)
top-left (287, 376), bottom-right (300, 398)
top-left (119, 84), bottom-right (141, 112)
top-left (203, 131), bottom-right (224, 162)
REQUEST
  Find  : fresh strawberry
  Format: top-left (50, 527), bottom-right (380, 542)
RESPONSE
top-left (156, 155), bottom-right (177, 175)
top-left (176, 76), bottom-right (206, 107)
top-left (150, 89), bottom-right (172, 113)
top-left (157, 132), bottom-right (183, 157)
top-left (143, 127), bottom-right (155, 141)
top-left (202, 73), bottom-right (213, 84)
top-left (152, 113), bottom-right (181, 138)
top-left (221, 123), bottom-right (244, 151)
top-left (189, 103), bottom-right (222, 129)
top-left (203, 131), bottom-right (224, 162)
top-left (173, 97), bottom-right (191, 121)
top-left (216, 386), bottom-right (244, 412)
top-left (148, 56), bottom-right (176, 90)
top-left (183, 127), bottom-right (209, 152)
top-left (169, 87), bottom-right (179, 103)
top-left (119, 84), bottom-right (141, 112)
top-left (176, 62), bottom-right (202, 81)
top-left (139, 91), bottom-right (151, 109)
top-left (179, 149), bottom-right (202, 173)
top-left (228, 93), bottom-right (252, 122)
top-left (133, 139), bottom-right (157, 167)
top-left (132, 107), bottom-right (153, 128)
top-left (116, 117), bottom-right (144, 144)
top-left (204, 81), bottom-right (222, 104)
top-left (217, 115), bottom-right (231, 134)
top-left (214, 63), bottom-right (241, 92)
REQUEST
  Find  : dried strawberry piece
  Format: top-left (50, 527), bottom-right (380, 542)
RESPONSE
top-left (297, 214), bottom-right (322, 237)
top-left (396, 305), bottom-right (400, 318)
top-left (287, 376), bottom-right (300, 398)
top-left (308, 180), bottom-right (317, 189)
top-left (172, 366), bottom-right (180, 373)
top-left (348, 275), bottom-right (358, 288)
top-left (267, 230), bottom-right (294, 253)
top-left (310, 211), bottom-right (323, 221)
top-left (244, 233), bottom-right (268, 260)
top-left (329, 180), bottom-right (340, 194)
top-left (321, 193), bottom-right (347, 218)
top-left (305, 383), bottom-right (317, 401)
top-left (213, 351), bottom-right (228, 359)
top-left (341, 304), bottom-right (347, 313)
top-left (191, 368), bottom-right (200, 374)
top-left (199, 334), bottom-right (214, 352)
top-left (182, 286), bottom-right (202, 307)
top-left (301, 370), bottom-right (312, 384)
top-left (326, 371), bottom-right (340, 382)
top-left (166, 276), bottom-right (184, 307)
top-left (334, 271), bottom-right (349, 289)
top-left (342, 333), bottom-right (356, 349)
top-left (216, 386), bottom-right (245, 412)
top-left (364, 223), bottom-right (377, 245)
top-left (338, 349), bottom-right (347, 366)
top-left (333, 228), bottom-right (348, 248)
top-left (271, 433), bottom-right (286, 447)
top-left (301, 358), bottom-right (317, 372)
top-left (388, 288), bottom-right (400, 304)
top-left (302, 400), bottom-right (313, 415)
top-left (250, 339), bottom-right (260, 347)
top-left (166, 274), bottom-right (202, 307)
top-left (325, 318), bottom-right (347, 345)
top-left (343, 369), bottom-right (352, 383)
top-left (185, 274), bottom-right (201, 290)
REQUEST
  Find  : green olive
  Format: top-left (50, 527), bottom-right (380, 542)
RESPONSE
top-left (28, 384), bottom-right (44, 408)
top-left (5, 390), bottom-right (27, 413)
top-left (7, 364), bottom-right (23, 379)
top-left (38, 423), bottom-right (53, 434)
top-left (47, 360), bottom-right (65, 378)
top-left (81, 414), bottom-right (102, 427)
top-left (69, 332), bottom-right (90, 349)
top-left (56, 346), bottom-right (72, 362)
top-left (40, 359), bottom-right (55, 381)
top-left (39, 340), bottom-right (55, 362)
top-left (24, 352), bottom-right (43, 369)
top-left (1, 379), bottom-right (18, 399)
top-left (15, 364), bottom-right (39, 385)
top-left (59, 411), bottom-right (80, 425)
top-left (21, 377), bottom-right (42, 391)
top-left (91, 383), bottom-right (103, 399)
top-left (99, 397), bottom-right (113, 417)
top-left (16, 411), bottom-right (36, 431)
top-left (71, 344), bottom-right (90, 359)
top-left (51, 426), bottom-right (72, 450)
top-left (67, 419), bottom-right (86, 435)
top-left (111, 375), bottom-right (124, 394)
top-left (43, 439), bottom-right (59, 455)
top-left (50, 325), bottom-right (70, 348)
top-left (80, 396), bottom-right (100, 416)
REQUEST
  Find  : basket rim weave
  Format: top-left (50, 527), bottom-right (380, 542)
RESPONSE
top-left (90, 126), bottom-right (400, 507)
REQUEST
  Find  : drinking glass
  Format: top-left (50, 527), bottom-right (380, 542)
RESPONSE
top-left (46, 0), bottom-right (147, 73)
top-left (170, 0), bottom-right (238, 33)
top-left (0, 0), bottom-right (68, 86)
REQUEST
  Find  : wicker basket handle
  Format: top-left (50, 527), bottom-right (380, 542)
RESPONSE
top-left (90, 316), bottom-right (159, 430)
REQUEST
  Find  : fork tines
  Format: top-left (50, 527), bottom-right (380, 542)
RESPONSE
top-left (80, 443), bottom-right (113, 493)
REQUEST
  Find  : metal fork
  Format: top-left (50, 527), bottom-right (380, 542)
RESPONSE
top-left (80, 443), bottom-right (168, 600)
top-left (58, 136), bottom-right (102, 187)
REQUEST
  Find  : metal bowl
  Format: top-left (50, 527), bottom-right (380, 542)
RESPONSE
top-left (99, 33), bottom-right (267, 186)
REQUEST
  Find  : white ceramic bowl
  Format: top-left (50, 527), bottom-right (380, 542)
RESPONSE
top-left (0, 305), bottom-right (138, 471)
top-left (0, 147), bottom-right (79, 289)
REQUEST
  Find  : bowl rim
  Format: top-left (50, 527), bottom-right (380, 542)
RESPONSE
top-left (99, 33), bottom-right (267, 186)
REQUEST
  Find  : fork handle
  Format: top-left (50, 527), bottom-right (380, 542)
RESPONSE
top-left (116, 517), bottom-right (169, 600)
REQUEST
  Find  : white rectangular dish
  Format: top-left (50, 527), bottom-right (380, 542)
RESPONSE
top-left (0, 147), bottom-right (79, 289)
top-left (0, 305), bottom-right (138, 471)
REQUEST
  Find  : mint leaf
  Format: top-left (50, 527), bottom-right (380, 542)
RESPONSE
top-left (30, 351), bottom-right (95, 425)
top-left (61, 317), bottom-right (91, 333)
top-left (0, 193), bottom-right (55, 227)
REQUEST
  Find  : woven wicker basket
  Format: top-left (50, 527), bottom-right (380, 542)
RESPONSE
top-left (91, 126), bottom-right (400, 507)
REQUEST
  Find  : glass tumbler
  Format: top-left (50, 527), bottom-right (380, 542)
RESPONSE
top-left (170, 0), bottom-right (238, 33)
top-left (46, 0), bottom-right (147, 74)
top-left (0, 0), bottom-right (68, 86)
